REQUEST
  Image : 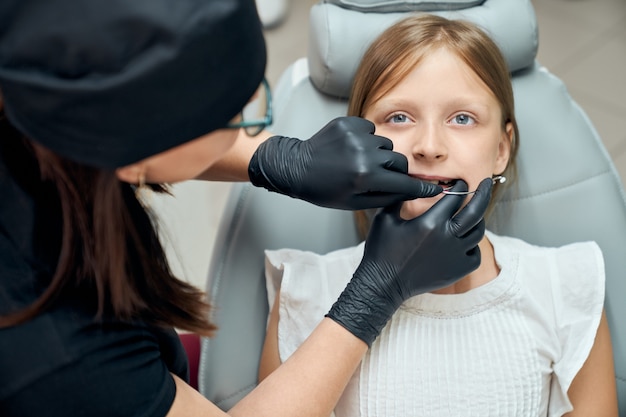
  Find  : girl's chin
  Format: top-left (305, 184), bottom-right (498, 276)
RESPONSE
top-left (400, 195), bottom-right (442, 220)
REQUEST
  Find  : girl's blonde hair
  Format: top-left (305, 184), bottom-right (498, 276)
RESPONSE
top-left (349, 14), bottom-right (519, 239)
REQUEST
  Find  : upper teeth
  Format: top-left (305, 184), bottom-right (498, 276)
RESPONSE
top-left (425, 179), bottom-right (455, 186)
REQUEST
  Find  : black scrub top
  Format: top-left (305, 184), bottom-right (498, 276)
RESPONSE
top-left (0, 143), bottom-right (189, 417)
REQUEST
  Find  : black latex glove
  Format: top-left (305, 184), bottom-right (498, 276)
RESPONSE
top-left (326, 178), bottom-right (493, 346)
top-left (248, 116), bottom-right (442, 210)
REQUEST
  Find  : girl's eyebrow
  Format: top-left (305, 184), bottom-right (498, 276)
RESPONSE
top-left (370, 97), bottom-right (411, 109)
top-left (445, 97), bottom-right (491, 111)
top-left (372, 96), bottom-right (492, 113)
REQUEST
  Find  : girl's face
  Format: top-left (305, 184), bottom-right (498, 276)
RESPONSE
top-left (364, 47), bottom-right (512, 219)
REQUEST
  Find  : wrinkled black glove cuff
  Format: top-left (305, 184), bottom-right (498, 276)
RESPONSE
top-left (248, 135), bottom-right (304, 197)
top-left (325, 263), bottom-right (401, 347)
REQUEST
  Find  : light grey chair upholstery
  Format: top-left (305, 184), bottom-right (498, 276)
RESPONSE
top-left (199, 0), bottom-right (626, 412)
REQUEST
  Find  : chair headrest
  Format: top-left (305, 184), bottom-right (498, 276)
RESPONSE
top-left (325, 0), bottom-right (485, 12)
top-left (308, 0), bottom-right (539, 98)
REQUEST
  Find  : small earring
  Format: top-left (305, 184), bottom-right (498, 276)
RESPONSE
top-left (492, 175), bottom-right (506, 184)
top-left (135, 170), bottom-right (152, 207)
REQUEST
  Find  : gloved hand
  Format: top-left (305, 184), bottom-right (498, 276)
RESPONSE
top-left (248, 116), bottom-right (442, 210)
top-left (326, 178), bottom-right (493, 346)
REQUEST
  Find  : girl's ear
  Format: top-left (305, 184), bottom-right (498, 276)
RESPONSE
top-left (115, 163), bottom-right (144, 184)
top-left (495, 122), bottom-right (513, 174)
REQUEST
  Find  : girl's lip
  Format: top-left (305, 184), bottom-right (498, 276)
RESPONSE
top-left (410, 174), bottom-right (456, 184)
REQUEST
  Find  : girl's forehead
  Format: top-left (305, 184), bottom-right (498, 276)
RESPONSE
top-left (392, 52), bottom-right (490, 96)
top-left (382, 47), bottom-right (472, 91)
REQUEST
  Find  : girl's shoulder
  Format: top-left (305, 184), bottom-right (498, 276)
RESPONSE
top-left (264, 242), bottom-right (364, 316)
top-left (488, 231), bottom-right (605, 351)
top-left (264, 243), bottom-right (365, 363)
top-left (265, 243), bottom-right (364, 292)
top-left (488, 230), bottom-right (604, 333)
top-left (487, 231), bottom-right (604, 279)
top-left (487, 233), bottom-right (606, 415)
top-left (265, 242), bottom-right (364, 268)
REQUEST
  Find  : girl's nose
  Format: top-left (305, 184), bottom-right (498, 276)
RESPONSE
top-left (411, 124), bottom-right (447, 161)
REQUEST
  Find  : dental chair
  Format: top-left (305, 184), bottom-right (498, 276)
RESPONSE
top-left (198, 0), bottom-right (626, 413)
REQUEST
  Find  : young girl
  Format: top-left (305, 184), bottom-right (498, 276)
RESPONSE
top-left (0, 1), bottom-right (491, 415)
top-left (259, 14), bottom-right (618, 416)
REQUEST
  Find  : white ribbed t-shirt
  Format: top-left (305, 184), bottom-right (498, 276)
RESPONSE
top-left (264, 231), bottom-right (605, 417)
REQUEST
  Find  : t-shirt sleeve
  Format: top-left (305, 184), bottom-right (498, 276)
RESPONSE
top-left (548, 241), bottom-right (606, 416)
top-left (264, 245), bottom-right (361, 363)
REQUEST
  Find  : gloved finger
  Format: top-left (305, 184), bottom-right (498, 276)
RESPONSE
top-left (353, 193), bottom-right (407, 210)
top-left (342, 115), bottom-right (377, 135)
top-left (354, 167), bottom-right (443, 203)
top-left (450, 178), bottom-right (492, 237)
top-left (365, 200), bottom-right (404, 239)
top-left (380, 148), bottom-right (408, 173)
top-left (370, 169), bottom-right (444, 198)
top-left (370, 133), bottom-right (394, 151)
top-left (405, 177), bottom-right (442, 198)
top-left (450, 220), bottom-right (484, 277)
top-left (419, 179), bottom-right (468, 223)
top-left (373, 199), bottom-right (404, 222)
top-left (464, 244), bottom-right (482, 272)
top-left (459, 217), bottom-right (486, 249)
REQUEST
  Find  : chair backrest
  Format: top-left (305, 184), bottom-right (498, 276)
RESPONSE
top-left (199, 0), bottom-right (626, 412)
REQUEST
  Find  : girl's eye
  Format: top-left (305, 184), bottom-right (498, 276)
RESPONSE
top-left (450, 113), bottom-right (476, 126)
top-left (389, 113), bottom-right (409, 124)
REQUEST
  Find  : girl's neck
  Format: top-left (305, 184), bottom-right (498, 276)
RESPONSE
top-left (430, 236), bottom-right (499, 295)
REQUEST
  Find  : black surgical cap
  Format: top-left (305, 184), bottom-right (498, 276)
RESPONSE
top-left (0, 0), bottom-right (266, 168)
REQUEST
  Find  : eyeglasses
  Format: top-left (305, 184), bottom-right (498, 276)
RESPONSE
top-left (227, 77), bottom-right (273, 137)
